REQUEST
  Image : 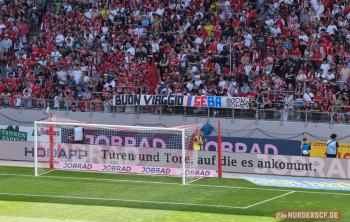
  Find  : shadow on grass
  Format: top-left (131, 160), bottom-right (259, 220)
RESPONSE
top-left (0, 194), bottom-right (277, 219)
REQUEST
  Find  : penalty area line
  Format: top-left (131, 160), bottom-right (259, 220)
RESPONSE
top-left (243, 191), bottom-right (295, 209)
top-left (0, 192), bottom-right (244, 209)
top-left (1, 174), bottom-right (350, 196)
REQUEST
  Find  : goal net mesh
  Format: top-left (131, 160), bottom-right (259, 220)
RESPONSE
top-left (35, 116), bottom-right (203, 184)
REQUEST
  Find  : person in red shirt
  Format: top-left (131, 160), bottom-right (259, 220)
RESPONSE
top-left (32, 82), bottom-right (41, 96)
top-left (198, 24), bottom-right (208, 39)
top-left (281, 25), bottom-right (291, 37)
top-left (40, 46), bottom-right (50, 57)
top-left (312, 48), bottom-right (323, 70)
top-left (0, 81), bottom-right (6, 95)
top-left (42, 11), bottom-right (52, 23)
top-left (129, 59), bottom-right (138, 72)
top-left (322, 94), bottom-right (331, 120)
top-left (326, 41), bottom-right (334, 63)
top-left (5, 72), bottom-right (14, 89)
top-left (44, 79), bottom-right (53, 91)
top-left (293, 47), bottom-right (302, 58)
top-left (75, 9), bottom-right (85, 23)
top-left (6, 2), bottom-right (17, 14)
top-left (314, 89), bottom-right (324, 104)
top-left (16, 20), bottom-right (28, 44)
top-left (265, 37), bottom-right (274, 52)
top-left (9, 78), bottom-right (19, 91)
top-left (247, 88), bottom-right (256, 100)
top-left (57, 57), bottom-right (68, 68)
top-left (3, 17), bottom-right (11, 29)
top-left (31, 43), bottom-right (41, 59)
top-left (235, 89), bottom-right (245, 97)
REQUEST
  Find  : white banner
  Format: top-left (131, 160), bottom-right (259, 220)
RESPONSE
top-left (3, 141), bottom-right (350, 180)
top-left (113, 95), bottom-right (249, 109)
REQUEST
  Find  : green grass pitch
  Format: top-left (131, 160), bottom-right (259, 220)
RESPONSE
top-left (0, 166), bottom-right (349, 222)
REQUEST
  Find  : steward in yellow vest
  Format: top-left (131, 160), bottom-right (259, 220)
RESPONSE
top-left (193, 131), bottom-right (203, 151)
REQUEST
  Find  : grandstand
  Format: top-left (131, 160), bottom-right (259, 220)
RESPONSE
top-left (0, 0), bottom-right (350, 221)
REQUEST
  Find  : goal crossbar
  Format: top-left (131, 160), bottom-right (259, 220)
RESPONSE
top-left (34, 121), bottom-right (190, 132)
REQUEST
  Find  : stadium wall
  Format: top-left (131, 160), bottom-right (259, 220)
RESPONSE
top-left (0, 109), bottom-right (349, 143)
top-left (1, 141), bottom-right (349, 180)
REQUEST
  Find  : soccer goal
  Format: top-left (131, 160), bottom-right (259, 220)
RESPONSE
top-left (34, 115), bottom-right (205, 185)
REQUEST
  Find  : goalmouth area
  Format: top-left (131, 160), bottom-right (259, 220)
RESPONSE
top-left (0, 164), bottom-right (349, 221)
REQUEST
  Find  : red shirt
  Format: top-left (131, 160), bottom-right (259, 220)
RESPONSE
top-left (40, 50), bottom-right (50, 57)
top-left (314, 93), bottom-right (323, 102)
top-left (247, 93), bottom-right (256, 99)
top-left (0, 85), bottom-right (6, 94)
top-left (127, 74), bottom-right (135, 82)
top-left (275, 19), bottom-right (284, 30)
top-left (312, 53), bottom-right (322, 66)
top-left (282, 29), bottom-right (291, 36)
top-left (322, 100), bottom-right (330, 111)
top-left (5, 78), bottom-right (13, 86)
top-left (129, 63), bottom-right (138, 72)
top-left (326, 45), bottom-right (333, 55)
top-left (32, 86), bottom-right (41, 95)
top-left (3, 21), bottom-right (11, 28)
top-left (198, 29), bottom-right (208, 38)
top-left (266, 37), bottom-right (273, 48)
top-left (10, 83), bottom-right (19, 90)
top-left (32, 48), bottom-right (41, 59)
top-left (6, 7), bottom-right (17, 14)
top-left (293, 51), bottom-right (301, 57)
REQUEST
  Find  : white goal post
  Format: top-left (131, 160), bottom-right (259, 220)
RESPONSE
top-left (34, 116), bottom-right (211, 185)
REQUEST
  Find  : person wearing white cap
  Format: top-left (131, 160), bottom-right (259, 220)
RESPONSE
top-left (331, 5), bottom-right (339, 15)
top-left (158, 82), bottom-right (166, 94)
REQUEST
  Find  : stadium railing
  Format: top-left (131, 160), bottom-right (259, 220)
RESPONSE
top-left (1, 95), bottom-right (350, 126)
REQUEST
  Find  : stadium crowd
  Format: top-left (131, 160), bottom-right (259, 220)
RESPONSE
top-left (0, 0), bottom-right (350, 120)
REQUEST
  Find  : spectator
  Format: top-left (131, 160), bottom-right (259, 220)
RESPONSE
top-left (303, 87), bottom-right (314, 105)
top-left (16, 20), bottom-right (28, 44)
top-left (67, 75), bottom-right (76, 92)
top-left (297, 101), bottom-right (310, 120)
top-left (0, 0), bottom-right (346, 119)
top-left (78, 77), bottom-right (87, 90)
top-left (240, 81), bottom-right (250, 94)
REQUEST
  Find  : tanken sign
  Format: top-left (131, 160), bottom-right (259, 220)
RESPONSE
top-left (113, 95), bottom-right (249, 109)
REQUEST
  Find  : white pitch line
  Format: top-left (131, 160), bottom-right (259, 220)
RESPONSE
top-left (0, 193), bottom-right (244, 209)
top-left (0, 174), bottom-right (180, 185)
top-left (243, 191), bottom-right (295, 209)
top-left (1, 174), bottom-right (350, 196)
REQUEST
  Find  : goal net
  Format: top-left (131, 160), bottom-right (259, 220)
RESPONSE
top-left (34, 116), bottom-right (206, 184)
